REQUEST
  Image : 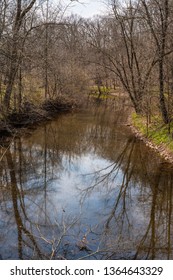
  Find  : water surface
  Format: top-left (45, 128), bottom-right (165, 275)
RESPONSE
top-left (0, 106), bottom-right (173, 260)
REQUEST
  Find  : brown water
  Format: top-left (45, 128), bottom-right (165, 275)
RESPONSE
top-left (0, 105), bottom-right (173, 260)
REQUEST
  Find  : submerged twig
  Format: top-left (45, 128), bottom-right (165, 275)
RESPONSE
top-left (0, 135), bottom-right (16, 162)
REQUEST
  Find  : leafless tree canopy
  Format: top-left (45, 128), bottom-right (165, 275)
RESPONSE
top-left (1, 0), bottom-right (173, 123)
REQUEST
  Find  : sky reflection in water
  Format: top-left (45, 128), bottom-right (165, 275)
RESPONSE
top-left (0, 108), bottom-right (173, 260)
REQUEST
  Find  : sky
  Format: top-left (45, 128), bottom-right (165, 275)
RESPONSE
top-left (62, 0), bottom-right (108, 18)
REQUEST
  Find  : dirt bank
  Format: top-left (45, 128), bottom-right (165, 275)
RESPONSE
top-left (0, 96), bottom-right (79, 139)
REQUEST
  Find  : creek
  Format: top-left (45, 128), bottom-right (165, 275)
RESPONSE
top-left (0, 104), bottom-right (173, 260)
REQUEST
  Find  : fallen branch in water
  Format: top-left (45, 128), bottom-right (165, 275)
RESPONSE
top-left (0, 135), bottom-right (16, 162)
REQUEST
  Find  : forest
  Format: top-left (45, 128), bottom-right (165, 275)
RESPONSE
top-left (1, 0), bottom-right (173, 142)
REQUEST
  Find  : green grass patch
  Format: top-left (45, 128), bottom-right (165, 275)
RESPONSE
top-left (131, 112), bottom-right (147, 134)
top-left (132, 112), bottom-right (173, 150)
top-left (89, 86), bottom-right (111, 95)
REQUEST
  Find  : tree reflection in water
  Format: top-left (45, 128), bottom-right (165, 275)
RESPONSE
top-left (0, 106), bottom-right (173, 259)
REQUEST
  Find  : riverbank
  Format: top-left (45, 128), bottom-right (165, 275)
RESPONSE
top-left (0, 95), bottom-right (79, 139)
top-left (128, 112), bottom-right (173, 165)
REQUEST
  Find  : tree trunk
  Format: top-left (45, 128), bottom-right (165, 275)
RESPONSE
top-left (3, 0), bottom-right (37, 111)
top-left (158, 55), bottom-right (169, 123)
top-left (3, 62), bottom-right (17, 110)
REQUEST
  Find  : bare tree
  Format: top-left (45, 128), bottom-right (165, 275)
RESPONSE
top-left (140, 0), bottom-right (171, 123)
top-left (3, 0), bottom-right (37, 111)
